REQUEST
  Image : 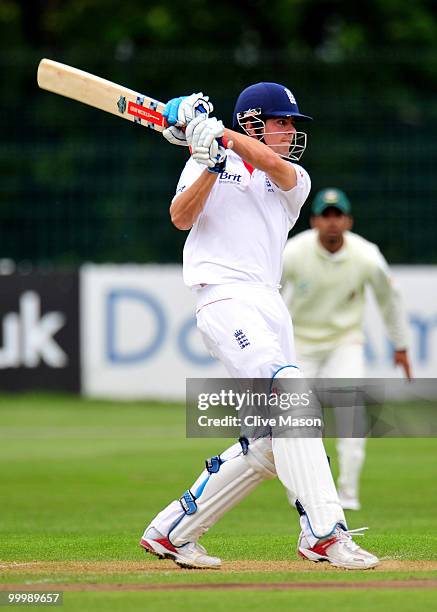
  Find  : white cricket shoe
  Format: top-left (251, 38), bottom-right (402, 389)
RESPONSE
top-left (140, 527), bottom-right (221, 569)
top-left (297, 526), bottom-right (379, 570)
top-left (338, 492), bottom-right (361, 511)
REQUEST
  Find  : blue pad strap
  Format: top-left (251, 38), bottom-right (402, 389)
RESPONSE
top-left (239, 436), bottom-right (249, 455)
top-left (179, 490), bottom-right (197, 515)
top-left (205, 455), bottom-right (222, 474)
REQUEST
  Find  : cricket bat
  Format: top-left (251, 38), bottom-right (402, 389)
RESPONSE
top-left (37, 58), bottom-right (167, 131)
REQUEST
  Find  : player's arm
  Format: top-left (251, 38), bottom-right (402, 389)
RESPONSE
top-left (186, 117), bottom-right (296, 190)
top-left (170, 170), bottom-right (218, 230)
top-left (169, 118), bottom-right (227, 230)
top-left (163, 95), bottom-right (224, 230)
top-left (368, 248), bottom-right (412, 379)
top-left (223, 128), bottom-right (297, 191)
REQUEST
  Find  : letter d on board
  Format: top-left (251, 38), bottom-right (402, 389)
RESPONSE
top-left (106, 289), bottom-right (166, 364)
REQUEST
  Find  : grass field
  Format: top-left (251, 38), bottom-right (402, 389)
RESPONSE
top-left (0, 393), bottom-right (436, 611)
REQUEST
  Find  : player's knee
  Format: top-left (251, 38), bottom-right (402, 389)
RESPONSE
top-left (270, 364), bottom-right (304, 399)
top-left (272, 364), bottom-right (303, 381)
top-left (204, 437), bottom-right (276, 481)
top-left (245, 437), bottom-right (276, 478)
top-left (270, 364), bottom-right (322, 434)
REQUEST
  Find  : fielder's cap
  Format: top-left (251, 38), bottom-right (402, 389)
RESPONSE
top-left (312, 188), bottom-right (352, 215)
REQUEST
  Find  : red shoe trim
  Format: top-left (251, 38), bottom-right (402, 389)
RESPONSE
top-left (156, 537), bottom-right (177, 553)
top-left (140, 539), bottom-right (154, 552)
top-left (309, 536), bottom-right (338, 556)
top-left (140, 537), bottom-right (177, 553)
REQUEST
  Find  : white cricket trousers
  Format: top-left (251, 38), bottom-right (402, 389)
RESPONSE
top-left (296, 342), bottom-right (367, 502)
top-left (149, 284), bottom-right (345, 543)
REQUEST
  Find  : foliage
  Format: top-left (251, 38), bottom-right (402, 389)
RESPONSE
top-left (2, 1), bottom-right (437, 59)
top-left (1, 2), bottom-right (437, 265)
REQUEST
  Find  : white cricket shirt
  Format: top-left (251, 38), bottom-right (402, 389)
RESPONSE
top-left (173, 151), bottom-right (311, 288)
top-left (282, 229), bottom-right (409, 352)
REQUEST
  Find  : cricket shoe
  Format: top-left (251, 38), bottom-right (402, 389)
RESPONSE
top-left (140, 527), bottom-right (221, 569)
top-left (297, 525), bottom-right (379, 570)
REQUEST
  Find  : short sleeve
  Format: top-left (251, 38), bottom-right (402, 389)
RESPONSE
top-left (172, 157), bottom-right (206, 202)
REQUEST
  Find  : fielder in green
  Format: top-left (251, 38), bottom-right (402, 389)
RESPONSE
top-left (282, 188), bottom-right (412, 510)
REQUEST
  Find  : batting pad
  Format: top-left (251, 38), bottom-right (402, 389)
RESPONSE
top-left (273, 436), bottom-right (346, 538)
top-left (168, 437), bottom-right (276, 546)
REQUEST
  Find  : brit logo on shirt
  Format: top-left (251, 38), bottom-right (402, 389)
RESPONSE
top-left (234, 329), bottom-right (250, 349)
top-left (265, 177), bottom-right (274, 192)
top-left (219, 171), bottom-right (242, 183)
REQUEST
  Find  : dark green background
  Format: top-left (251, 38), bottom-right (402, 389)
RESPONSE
top-left (1, 1), bottom-right (436, 266)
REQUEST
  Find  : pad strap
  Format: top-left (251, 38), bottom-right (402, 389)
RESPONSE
top-left (179, 490), bottom-right (197, 515)
top-left (205, 455), bottom-right (222, 474)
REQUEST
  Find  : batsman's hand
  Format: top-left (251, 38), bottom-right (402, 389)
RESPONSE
top-left (187, 116), bottom-right (227, 173)
top-left (162, 93), bottom-right (213, 146)
top-left (162, 124), bottom-right (188, 146)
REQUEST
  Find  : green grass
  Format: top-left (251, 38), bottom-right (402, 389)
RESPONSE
top-left (0, 393), bottom-right (436, 610)
top-left (54, 590), bottom-right (437, 612)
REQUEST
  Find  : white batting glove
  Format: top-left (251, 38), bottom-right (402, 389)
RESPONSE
top-left (162, 93), bottom-right (213, 147)
top-left (196, 139), bottom-right (227, 173)
top-left (187, 116), bottom-right (225, 151)
top-left (162, 125), bottom-right (189, 146)
top-left (188, 117), bottom-right (227, 172)
top-left (177, 92), bottom-right (213, 127)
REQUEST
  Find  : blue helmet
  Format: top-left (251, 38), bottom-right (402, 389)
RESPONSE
top-left (232, 82), bottom-right (312, 128)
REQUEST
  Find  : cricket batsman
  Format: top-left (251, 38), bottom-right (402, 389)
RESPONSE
top-left (140, 84), bottom-right (379, 570)
top-left (282, 188), bottom-right (412, 509)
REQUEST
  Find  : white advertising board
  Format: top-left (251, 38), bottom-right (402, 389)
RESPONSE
top-left (81, 265), bottom-right (437, 399)
top-left (364, 266), bottom-right (437, 378)
top-left (81, 264), bottom-right (226, 399)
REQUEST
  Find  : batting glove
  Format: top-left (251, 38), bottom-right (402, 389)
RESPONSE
top-left (205, 139), bottom-right (227, 174)
top-left (163, 93), bottom-right (213, 147)
top-left (188, 117), bottom-right (227, 172)
top-left (178, 92), bottom-right (213, 126)
top-left (163, 96), bottom-right (186, 126)
top-left (187, 116), bottom-right (224, 151)
top-left (162, 124), bottom-right (189, 146)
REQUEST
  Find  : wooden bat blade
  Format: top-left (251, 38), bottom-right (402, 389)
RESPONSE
top-left (37, 58), bottom-right (166, 131)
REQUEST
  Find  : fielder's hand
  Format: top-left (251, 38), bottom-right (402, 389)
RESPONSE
top-left (394, 349), bottom-right (412, 380)
top-left (162, 93), bottom-right (213, 146)
top-left (187, 117), bottom-right (227, 173)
